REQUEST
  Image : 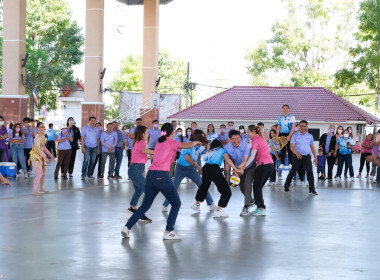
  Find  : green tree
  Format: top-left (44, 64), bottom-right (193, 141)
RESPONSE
top-left (246, 0), bottom-right (356, 88)
top-left (106, 50), bottom-right (187, 120)
top-left (335, 0), bottom-right (380, 111)
top-left (0, 0), bottom-right (84, 116)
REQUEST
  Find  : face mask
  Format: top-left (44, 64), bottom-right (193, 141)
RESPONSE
top-left (153, 124), bottom-right (159, 128)
top-left (329, 128), bottom-right (334, 133)
top-left (187, 132), bottom-right (192, 137)
top-left (344, 134), bottom-right (349, 138)
top-left (348, 129), bottom-right (352, 133)
top-left (220, 128), bottom-right (226, 133)
top-left (124, 129), bottom-right (129, 133)
top-left (192, 127), bottom-right (196, 131)
top-left (177, 132), bottom-right (182, 136)
top-left (240, 129), bottom-right (244, 134)
top-left (69, 121), bottom-right (75, 126)
top-left (15, 128), bottom-right (20, 132)
top-left (228, 126), bottom-right (234, 130)
top-left (0, 121), bottom-right (4, 126)
top-left (338, 129), bottom-right (343, 134)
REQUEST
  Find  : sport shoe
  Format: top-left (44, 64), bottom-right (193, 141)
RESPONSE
top-left (309, 190), bottom-right (318, 196)
top-left (24, 173), bottom-right (29, 178)
top-left (284, 186), bottom-right (290, 192)
top-left (252, 208), bottom-right (266, 216)
top-left (278, 175), bottom-right (283, 180)
top-left (69, 174), bottom-right (73, 178)
top-left (121, 226), bottom-right (130, 238)
top-left (240, 206), bottom-right (250, 216)
top-left (268, 181), bottom-right (276, 186)
top-left (139, 214), bottom-right (152, 223)
top-left (213, 208), bottom-right (229, 218)
top-left (98, 175), bottom-right (104, 180)
top-left (356, 174), bottom-right (361, 178)
top-left (107, 175), bottom-right (116, 179)
top-left (163, 231), bottom-right (181, 240)
top-left (278, 164), bottom-right (284, 169)
top-left (87, 176), bottom-right (95, 180)
top-left (365, 174), bottom-right (369, 179)
top-left (162, 206), bottom-right (168, 212)
top-left (344, 175), bottom-right (348, 179)
top-left (288, 164), bottom-right (292, 169)
top-left (81, 176), bottom-right (86, 180)
top-left (249, 202), bottom-right (255, 208)
top-left (191, 203), bottom-right (201, 213)
top-left (350, 177), bottom-right (355, 181)
top-left (115, 175), bottom-right (122, 179)
top-left (335, 177), bottom-right (341, 181)
top-left (209, 203), bottom-right (217, 211)
top-left (127, 207), bottom-right (136, 214)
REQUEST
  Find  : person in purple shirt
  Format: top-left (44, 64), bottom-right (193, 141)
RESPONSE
top-left (148, 119), bottom-right (162, 150)
top-left (100, 123), bottom-right (118, 180)
top-left (0, 115), bottom-right (8, 162)
top-left (128, 118), bottom-right (143, 140)
top-left (54, 127), bottom-right (73, 179)
top-left (9, 123), bottom-right (28, 178)
top-left (217, 124), bottom-right (229, 146)
top-left (81, 116), bottom-right (100, 180)
top-left (22, 117), bottom-right (36, 172)
top-left (113, 121), bottom-right (125, 179)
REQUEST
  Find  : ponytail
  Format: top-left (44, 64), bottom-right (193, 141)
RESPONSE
top-left (158, 123), bottom-right (174, 143)
top-left (248, 125), bottom-right (263, 139)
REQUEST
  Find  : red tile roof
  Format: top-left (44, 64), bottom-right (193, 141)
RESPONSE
top-left (168, 86), bottom-right (378, 124)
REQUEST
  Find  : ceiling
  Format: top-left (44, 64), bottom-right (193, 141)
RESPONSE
top-left (116, 0), bottom-right (175, 5)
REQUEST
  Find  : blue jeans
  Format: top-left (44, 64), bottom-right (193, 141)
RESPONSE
top-left (81, 146), bottom-right (98, 177)
top-left (10, 144), bottom-right (27, 172)
top-left (128, 163), bottom-right (146, 206)
top-left (163, 164), bottom-right (213, 207)
top-left (114, 147), bottom-right (123, 176)
top-left (336, 154), bottom-right (354, 178)
top-left (126, 170), bottom-right (181, 232)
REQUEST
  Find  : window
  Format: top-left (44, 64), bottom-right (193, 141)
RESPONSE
top-left (307, 128), bottom-right (320, 141)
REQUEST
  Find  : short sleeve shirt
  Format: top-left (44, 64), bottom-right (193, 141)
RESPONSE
top-left (131, 140), bottom-right (148, 164)
top-left (57, 130), bottom-right (73, 150)
top-left (251, 134), bottom-right (273, 165)
top-left (290, 131), bottom-right (314, 156)
top-left (278, 114), bottom-right (296, 134)
top-left (115, 130), bottom-right (125, 148)
top-left (46, 128), bottom-right (57, 141)
top-left (337, 136), bottom-right (354, 155)
top-left (149, 138), bottom-right (181, 171)
top-left (148, 128), bottom-right (162, 149)
top-left (177, 145), bottom-right (206, 167)
top-left (0, 126), bottom-right (7, 149)
top-left (81, 125), bottom-right (100, 148)
top-left (9, 132), bottom-right (24, 144)
top-left (224, 141), bottom-right (250, 166)
top-left (203, 147), bottom-right (227, 166)
top-left (22, 126), bottom-right (37, 149)
top-left (100, 131), bottom-right (118, 153)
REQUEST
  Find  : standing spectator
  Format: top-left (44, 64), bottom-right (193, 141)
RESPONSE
top-left (0, 116), bottom-right (8, 162)
top-left (354, 141), bottom-right (361, 153)
top-left (335, 129), bottom-right (355, 181)
top-left (7, 123), bottom-right (14, 153)
top-left (238, 125), bottom-right (250, 144)
top-left (227, 121), bottom-right (235, 132)
top-left (128, 118), bottom-right (143, 140)
top-left (22, 117), bottom-right (36, 173)
top-left (207, 124), bottom-right (218, 142)
top-left (191, 122), bottom-right (198, 131)
top-left (319, 125), bottom-right (337, 180)
top-left (283, 120), bottom-right (318, 195)
top-left (99, 123), bottom-right (118, 180)
top-left (186, 127), bottom-right (193, 141)
top-left (122, 125), bottom-right (133, 167)
top-left (29, 122), bottom-right (55, 196)
top-left (169, 127), bottom-right (188, 178)
top-left (317, 149), bottom-right (327, 179)
top-left (257, 122), bottom-right (269, 142)
top-left (148, 120), bottom-right (162, 152)
top-left (81, 116), bottom-right (100, 180)
top-left (54, 126), bottom-right (73, 179)
top-left (9, 123), bottom-right (28, 178)
top-left (217, 124), bottom-right (229, 146)
top-left (276, 105), bottom-right (296, 169)
top-left (46, 123), bottom-right (57, 158)
top-left (371, 130), bottom-right (380, 181)
top-left (268, 129), bottom-right (281, 185)
top-left (63, 117), bottom-right (81, 178)
top-left (357, 133), bottom-right (373, 179)
top-left (113, 121), bottom-right (125, 179)
top-left (91, 122), bottom-right (103, 178)
top-left (171, 120), bottom-right (178, 139)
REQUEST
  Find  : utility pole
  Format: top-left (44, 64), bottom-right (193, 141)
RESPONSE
top-left (185, 62), bottom-right (189, 109)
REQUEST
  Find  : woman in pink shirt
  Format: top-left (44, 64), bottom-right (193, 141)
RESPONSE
top-left (357, 133), bottom-right (373, 179)
top-left (245, 125), bottom-right (274, 216)
top-left (121, 123), bottom-right (201, 240)
top-left (127, 125), bottom-right (154, 222)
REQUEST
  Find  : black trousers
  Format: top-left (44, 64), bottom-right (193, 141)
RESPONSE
top-left (24, 148), bottom-right (32, 172)
top-left (359, 153), bottom-right (371, 174)
top-left (270, 154), bottom-right (278, 182)
top-left (326, 154), bottom-right (336, 179)
top-left (279, 132), bottom-right (293, 165)
top-left (91, 153), bottom-right (103, 177)
top-left (253, 163), bottom-right (273, 209)
top-left (284, 154), bottom-right (315, 191)
top-left (47, 140), bottom-right (56, 158)
top-left (127, 149), bottom-right (132, 167)
top-left (195, 164), bottom-right (231, 208)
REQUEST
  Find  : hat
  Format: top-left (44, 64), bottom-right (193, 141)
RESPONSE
top-left (239, 125), bottom-right (245, 129)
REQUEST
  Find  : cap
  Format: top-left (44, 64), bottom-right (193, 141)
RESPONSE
top-left (239, 125), bottom-right (244, 129)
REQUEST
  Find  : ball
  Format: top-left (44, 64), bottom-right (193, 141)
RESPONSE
top-left (229, 175), bottom-right (240, 188)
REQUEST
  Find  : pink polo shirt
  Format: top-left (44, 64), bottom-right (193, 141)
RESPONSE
top-left (251, 134), bottom-right (273, 165)
top-left (149, 138), bottom-right (181, 171)
top-left (131, 140), bottom-right (148, 164)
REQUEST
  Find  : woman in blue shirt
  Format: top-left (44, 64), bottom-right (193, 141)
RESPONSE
top-left (335, 129), bottom-right (355, 181)
top-left (207, 124), bottom-right (218, 142)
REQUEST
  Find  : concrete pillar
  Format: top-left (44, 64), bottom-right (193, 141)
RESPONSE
top-left (0, 0), bottom-right (29, 124)
top-left (82, 0), bottom-right (105, 127)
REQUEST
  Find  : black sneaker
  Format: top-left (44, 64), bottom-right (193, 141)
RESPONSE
top-left (54, 176), bottom-right (58, 180)
top-left (284, 186), bottom-right (290, 192)
top-left (309, 190), bottom-right (318, 196)
top-left (139, 214), bottom-right (152, 223)
top-left (98, 175), bottom-right (104, 180)
top-left (107, 175), bottom-right (115, 179)
top-left (127, 207), bottom-right (136, 214)
top-left (114, 175), bottom-right (122, 179)
top-left (62, 176), bottom-right (68, 180)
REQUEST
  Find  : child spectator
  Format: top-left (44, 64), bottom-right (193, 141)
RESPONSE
top-left (354, 141), bottom-right (361, 153)
top-left (317, 148), bottom-right (327, 180)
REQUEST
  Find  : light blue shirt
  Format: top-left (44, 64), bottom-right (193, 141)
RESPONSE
top-left (278, 114), bottom-right (296, 134)
top-left (148, 128), bottom-right (162, 149)
top-left (22, 126), bottom-right (37, 149)
top-left (217, 133), bottom-right (228, 146)
top-left (115, 130), bottom-right (125, 148)
top-left (100, 131), bottom-right (118, 153)
top-left (325, 134), bottom-right (332, 154)
top-left (46, 128), bottom-right (57, 141)
top-left (290, 131), bottom-right (314, 156)
top-left (240, 133), bottom-right (250, 144)
top-left (203, 147), bottom-right (227, 166)
top-left (207, 132), bottom-right (218, 141)
top-left (177, 145), bottom-right (206, 167)
top-left (57, 130), bottom-right (73, 150)
top-left (81, 125), bottom-right (100, 148)
top-left (337, 136), bottom-right (354, 155)
top-left (224, 141), bottom-right (250, 166)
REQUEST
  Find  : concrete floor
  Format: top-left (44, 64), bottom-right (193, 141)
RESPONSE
top-left (1, 154), bottom-right (380, 280)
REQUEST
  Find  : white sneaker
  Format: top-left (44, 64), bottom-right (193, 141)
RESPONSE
top-left (163, 231), bottom-right (181, 240)
top-left (335, 177), bottom-right (341, 181)
top-left (240, 207), bottom-right (250, 216)
top-left (278, 175), bottom-right (283, 180)
top-left (209, 203), bottom-right (217, 211)
top-left (356, 174), bottom-right (361, 178)
top-left (213, 208), bottom-right (229, 218)
top-left (268, 181), bottom-right (276, 186)
top-left (306, 182), bottom-right (309, 187)
top-left (24, 173), bottom-right (28, 178)
top-left (191, 203), bottom-right (201, 213)
top-left (370, 175), bottom-right (375, 180)
top-left (121, 226), bottom-right (130, 238)
top-left (288, 164), bottom-right (292, 169)
top-left (350, 177), bottom-right (355, 181)
top-left (278, 164), bottom-right (284, 169)
top-left (162, 206), bottom-right (168, 212)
